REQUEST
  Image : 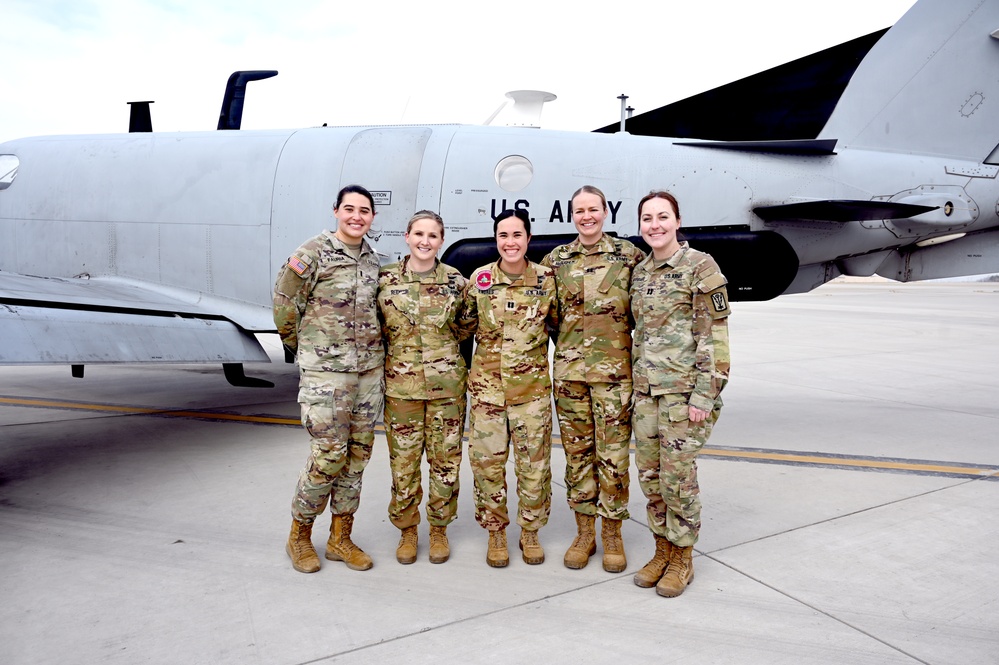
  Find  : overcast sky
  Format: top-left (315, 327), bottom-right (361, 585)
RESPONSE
top-left (1, 0), bottom-right (916, 144)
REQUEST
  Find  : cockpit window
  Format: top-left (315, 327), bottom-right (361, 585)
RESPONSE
top-left (0, 155), bottom-right (17, 191)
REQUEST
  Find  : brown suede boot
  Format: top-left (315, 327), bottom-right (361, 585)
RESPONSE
top-left (656, 545), bottom-right (694, 597)
top-left (519, 529), bottom-right (545, 565)
top-left (601, 518), bottom-right (627, 573)
top-left (396, 525), bottom-right (418, 565)
top-left (486, 529), bottom-right (509, 568)
top-left (563, 512), bottom-right (597, 569)
top-left (429, 525), bottom-right (449, 564)
top-left (325, 514), bottom-right (373, 570)
top-left (634, 534), bottom-right (672, 588)
top-left (286, 519), bottom-right (321, 573)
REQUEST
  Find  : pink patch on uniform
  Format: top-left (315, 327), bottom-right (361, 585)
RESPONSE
top-left (475, 271), bottom-right (493, 290)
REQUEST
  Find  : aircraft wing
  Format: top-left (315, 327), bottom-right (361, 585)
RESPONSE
top-left (0, 271), bottom-right (270, 365)
top-left (595, 29), bottom-right (888, 140)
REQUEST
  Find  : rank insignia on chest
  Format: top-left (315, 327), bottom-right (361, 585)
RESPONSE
top-left (646, 287), bottom-right (654, 296)
top-left (506, 301), bottom-right (516, 310)
top-left (476, 271), bottom-right (493, 290)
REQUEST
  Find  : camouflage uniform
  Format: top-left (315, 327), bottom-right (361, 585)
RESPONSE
top-left (462, 260), bottom-right (559, 532)
top-left (274, 230), bottom-right (385, 524)
top-left (542, 235), bottom-right (645, 521)
top-left (630, 242), bottom-right (731, 548)
top-left (378, 258), bottom-right (471, 529)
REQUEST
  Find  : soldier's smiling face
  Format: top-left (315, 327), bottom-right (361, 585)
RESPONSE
top-left (405, 218), bottom-right (444, 263)
top-left (333, 193), bottom-right (375, 243)
top-left (495, 215), bottom-right (530, 272)
top-left (571, 191), bottom-right (606, 246)
top-left (640, 197), bottom-right (681, 260)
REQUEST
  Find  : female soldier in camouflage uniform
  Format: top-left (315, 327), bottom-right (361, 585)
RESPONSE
top-left (378, 210), bottom-right (471, 565)
top-left (630, 191), bottom-right (731, 597)
top-left (275, 184), bottom-right (384, 574)
top-left (462, 209), bottom-right (559, 567)
top-left (542, 185), bottom-right (644, 572)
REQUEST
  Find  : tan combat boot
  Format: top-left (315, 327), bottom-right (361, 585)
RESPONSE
top-left (601, 518), bottom-right (627, 573)
top-left (325, 513), bottom-right (373, 570)
top-left (563, 512), bottom-right (597, 569)
top-left (396, 525), bottom-right (418, 565)
top-left (286, 519), bottom-right (321, 573)
top-left (519, 529), bottom-right (545, 565)
top-left (634, 534), bottom-right (672, 588)
top-left (429, 525), bottom-right (449, 564)
top-left (486, 529), bottom-right (509, 568)
top-left (656, 545), bottom-right (694, 597)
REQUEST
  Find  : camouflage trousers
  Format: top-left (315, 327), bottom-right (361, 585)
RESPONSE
top-left (384, 394), bottom-right (467, 529)
top-left (554, 380), bottom-right (632, 521)
top-left (468, 394), bottom-right (552, 532)
top-left (291, 367), bottom-right (384, 524)
top-left (632, 391), bottom-right (720, 547)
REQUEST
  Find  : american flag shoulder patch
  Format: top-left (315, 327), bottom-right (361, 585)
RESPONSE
top-left (288, 255), bottom-right (309, 276)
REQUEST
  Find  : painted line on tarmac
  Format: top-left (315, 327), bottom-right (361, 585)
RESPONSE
top-left (4, 395), bottom-right (997, 479)
top-left (702, 445), bottom-right (999, 479)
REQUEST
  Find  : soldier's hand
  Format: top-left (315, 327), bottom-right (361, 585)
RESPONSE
top-left (688, 405), bottom-right (709, 423)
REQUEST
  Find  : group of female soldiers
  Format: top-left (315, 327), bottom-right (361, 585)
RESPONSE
top-left (273, 183), bottom-right (730, 598)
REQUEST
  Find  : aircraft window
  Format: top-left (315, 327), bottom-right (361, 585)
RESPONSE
top-left (494, 155), bottom-right (533, 192)
top-left (0, 155), bottom-right (17, 191)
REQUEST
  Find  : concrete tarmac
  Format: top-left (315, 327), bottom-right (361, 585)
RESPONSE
top-left (1, 281), bottom-right (997, 664)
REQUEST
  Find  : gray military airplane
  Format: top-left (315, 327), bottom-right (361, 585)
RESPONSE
top-left (1, 0), bottom-right (997, 384)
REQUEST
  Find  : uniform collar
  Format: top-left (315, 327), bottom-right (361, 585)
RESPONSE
top-left (639, 241), bottom-right (689, 272)
top-left (322, 229), bottom-right (373, 258)
top-left (489, 259), bottom-right (540, 287)
top-left (400, 257), bottom-right (447, 283)
top-left (561, 233), bottom-right (616, 257)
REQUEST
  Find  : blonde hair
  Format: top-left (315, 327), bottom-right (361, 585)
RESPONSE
top-left (571, 185), bottom-right (608, 211)
top-left (406, 210), bottom-right (445, 237)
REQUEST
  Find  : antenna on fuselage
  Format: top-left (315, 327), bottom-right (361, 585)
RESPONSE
top-left (127, 101), bottom-right (154, 132)
top-left (217, 70), bottom-right (278, 130)
top-left (483, 90), bottom-right (557, 128)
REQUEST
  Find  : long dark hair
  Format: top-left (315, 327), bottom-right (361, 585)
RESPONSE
top-left (493, 208), bottom-right (532, 235)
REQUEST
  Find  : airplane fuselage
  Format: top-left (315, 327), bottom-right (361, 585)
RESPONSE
top-left (3, 123), bottom-right (997, 336)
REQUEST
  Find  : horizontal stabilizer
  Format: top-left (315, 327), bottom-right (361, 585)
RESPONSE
top-left (595, 29), bottom-right (887, 140)
top-left (675, 139), bottom-right (837, 156)
top-left (755, 200), bottom-right (938, 223)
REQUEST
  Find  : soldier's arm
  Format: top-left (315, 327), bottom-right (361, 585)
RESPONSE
top-left (273, 253), bottom-right (315, 356)
top-left (448, 275), bottom-right (475, 343)
top-left (455, 279), bottom-right (479, 341)
top-left (690, 260), bottom-right (731, 413)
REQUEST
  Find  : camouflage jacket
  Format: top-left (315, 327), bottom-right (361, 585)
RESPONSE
top-left (273, 230), bottom-right (384, 373)
top-left (630, 242), bottom-right (731, 411)
top-left (378, 258), bottom-right (472, 400)
top-left (462, 260), bottom-right (558, 407)
top-left (542, 234), bottom-right (645, 383)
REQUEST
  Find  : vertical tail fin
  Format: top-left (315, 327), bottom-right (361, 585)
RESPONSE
top-left (820, 0), bottom-right (999, 162)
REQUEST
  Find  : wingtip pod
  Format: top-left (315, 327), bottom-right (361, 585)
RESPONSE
top-left (820, 0), bottom-right (999, 162)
